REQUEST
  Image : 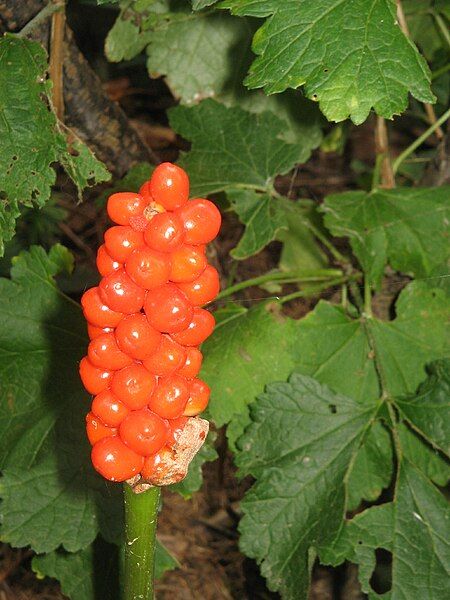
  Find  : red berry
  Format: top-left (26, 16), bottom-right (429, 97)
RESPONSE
top-left (139, 180), bottom-right (152, 203)
top-left (144, 283), bottom-right (193, 333)
top-left (87, 324), bottom-right (114, 340)
top-left (86, 412), bottom-right (117, 445)
top-left (171, 308), bottom-right (215, 346)
top-left (177, 198), bottom-right (221, 245)
top-left (91, 436), bottom-right (144, 482)
top-left (99, 269), bottom-right (145, 314)
top-left (96, 244), bottom-right (122, 277)
top-left (79, 357), bottom-right (112, 395)
top-left (92, 389), bottom-right (129, 427)
top-left (169, 245), bottom-right (207, 283)
top-left (115, 313), bottom-right (161, 360)
top-left (107, 192), bottom-right (148, 226)
top-left (104, 226), bottom-right (145, 263)
top-left (183, 378), bottom-right (210, 416)
top-left (111, 364), bottom-right (157, 410)
top-left (177, 265), bottom-right (220, 306)
top-left (142, 335), bottom-right (186, 376)
top-left (141, 447), bottom-right (173, 481)
top-left (144, 212), bottom-right (185, 253)
top-left (177, 347), bottom-right (203, 379)
top-left (81, 287), bottom-right (124, 328)
top-left (147, 375), bottom-right (189, 419)
top-left (149, 162), bottom-right (189, 211)
top-left (125, 247), bottom-right (171, 290)
top-left (88, 332), bottom-right (133, 370)
top-left (166, 416), bottom-right (188, 448)
top-left (119, 409), bottom-right (169, 456)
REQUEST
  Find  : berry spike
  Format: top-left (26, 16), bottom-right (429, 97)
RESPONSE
top-left (79, 162), bottom-right (220, 488)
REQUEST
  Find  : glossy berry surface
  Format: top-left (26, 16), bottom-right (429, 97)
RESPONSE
top-left (111, 364), bottom-right (157, 410)
top-left (79, 357), bottom-right (112, 395)
top-left (99, 269), bottom-right (145, 314)
top-left (104, 226), bottom-right (144, 263)
top-left (177, 198), bottom-right (221, 245)
top-left (142, 335), bottom-right (186, 377)
top-left (88, 332), bottom-right (133, 370)
top-left (171, 308), bottom-right (215, 346)
top-left (87, 324), bottom-right (114, 340)
top-left (92, 389), bottom-right (129, 427)
top-left (183, 378), bottom-right (210, 416)
top-left (119, 409), bottom-right (169, 456)
top-left (147, 375), bottom-right (190, 419)
top-left (107, 192), bottom-right (148, 226)
top-left (178, 265), bottom-right (220, 306)
top-left (96, 244), bottom-right (122, 277)
top-left (86, 412), bottom-right (117, 445)
top-left (169, 244), bottom-right (207, 283)
top-left (126, 247), bottom-right (171, 290)
top-left (149, 162), bottom-right (189, 211)
top-left (144, 212), bottom-right (185, 253)
top-left (91, 436), bottom-right (144, 482)
top-left (81, 287), bottom-right (124, 328)
top-left (115, 313), bottom-right (161, 360)
top-left (177, 347), bottom-right (203, 379)
top-left (144, 283), bottom-right (193, 333)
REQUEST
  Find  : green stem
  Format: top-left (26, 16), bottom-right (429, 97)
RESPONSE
top-left (124, 484), bottom-right (160, 600)
top-left (432, 63), bottom-right (450, 80)
top-left (278, 275), bottom-right (351, 304)
top-left (216, 269), bottom-right (343, 301)
top-left (392, 106), bottom-right (450, 174)
top-left (364, 277), bottom-right (373, 318)
top-left (432, 11), bottom-right (450, 49)
top-left (17, 0), bottom-right (65, 37)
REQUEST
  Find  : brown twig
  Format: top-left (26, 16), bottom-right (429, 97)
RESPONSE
top-left (374, 116), bottom-right (395, 188)
top-left (49, 3), bottom-right (65, 120)
top-left (396, 0), bottom-right (444, 140)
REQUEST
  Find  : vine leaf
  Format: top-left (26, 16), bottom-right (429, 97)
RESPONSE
top-left (32, 538), bottom-right (178, 600)
top-left (236, 373), bottom-right (376, 599)
top-left (396, 360), bottom-right (450, 457)
top-left (169, 99), bottom-right (307, 196)
top-left (321, 186), bottom-right (450, 288)
top-left (320, 460), bottom-right (450, 599)
top-left (0, 36), bottom-right (109, 256)
top-left (222, 0), bottom-right (435, 124)
top-left (0, 246), bottom-right (122, 552)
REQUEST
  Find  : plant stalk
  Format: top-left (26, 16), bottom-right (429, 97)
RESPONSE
top-left (392, 106), bottom-right (450, 174)
top-left (124, 484), bottom-right (160, 600)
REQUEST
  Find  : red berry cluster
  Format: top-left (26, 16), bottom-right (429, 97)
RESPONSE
top-left (79, 163), bottom-right (221, 483)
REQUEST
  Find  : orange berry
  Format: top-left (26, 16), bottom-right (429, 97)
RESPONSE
top-left (96, 244), bottom-right (122, 277)
top-left (171, 308), bottom-right (215, 346)
top-left (91, 436), bottom-right (144, 482)
top-left (177, 198), bottom-right (221, 245)
top-left (87, 324), bottom-right (114, 340)
top-left (79, 356), bottom-right (112, 395)
top-left (107, 192), bottom-right (148, 226)
top-left (147, 375), bottom-right (189, 419)
top-left (177, 347), bottom-right (203, 379)
top-left (144, 283), bottom-right (193, 333)
top-left (144, 212), bottom-right (185, 253)
top-left (169, 245), bottom-right (207, 283)
top-left (92, 389), bottom-right (129, 427)
top-left (125, 247), bottom-right (171, 290)
top-left (104, 226), bottom-right (145, 263)
top-left (119, 409), bottom-right (169, 456)
top-left (142, 335), bottom-right (186, 376)
top-left (86, 412), bottom-right (117, 445)
top-left (183, 379), bottom-right (210, 416)
top-left (99, 269), bottom-right (146, 314)
top-left (111, 364), bottom-right (157, 410)
top-left (177, 265), bottom-right (220, 306)
top-left (88, 332), bottom-right (133, 370)
top-left (81, 287), bottom-right (124, 328)
top-left (115, 313), bottom-right (161, 360)
top-left (149, 162), bottom-right (189, 211)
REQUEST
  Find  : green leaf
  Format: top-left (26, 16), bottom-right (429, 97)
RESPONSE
top-left (321, 460), bottom-right (450, 599)
top-left (222, 0), bottom-right (435, 124)
top-left (201, 302), bottom-right (296, 447)
top-left (147, 9), bottom-right (255, 104)
top-left (398, 422), bottom-right (450, 487)
top-left (32, 538), bottom-right (178, 600)
top-left (105, 16), bottom-right (152, 62)
top-left (171, 432), bottom-right (218, 498)
top-left (228, 189), bottom-right (287, 259)
top-left (169, 99), bottom-right (306, 196)
top-left (192, 0), bottom-right (218, 9)
top-left (236, 373), bottom-right (375, 599)
top-left (0, 36), bottom-right (109, 255)
top-left (321, 186), bottom-right (450, 288)
top-left (396, 360), bottom-right (450, 456)
top-left (0, 246), bottom-right (122, 552)
top-left (403, 0), bottom-right (445, 61)
top-left (346, 420), bottom-right (393, 511)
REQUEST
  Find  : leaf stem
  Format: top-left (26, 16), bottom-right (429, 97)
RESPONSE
top-left (216, 269), bottom-right (344, 300)
top-left (124, 484), bottom-right (160, 600)
top-left (17, 1), bottom-right (65, 38)
top-left (363, 278), bottom-right (373, 318)
top-left (374, 116), bottom-right (395, 188)
top-left (392, 106), bottom-right (450, 174)
top-left (278, 275), bottom-right (356, 305)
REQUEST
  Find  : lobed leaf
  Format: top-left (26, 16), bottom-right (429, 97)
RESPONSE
top-left (222, 0), bottom-right (435, 124)
top-left (321, 186), bottom-right (450, 288)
